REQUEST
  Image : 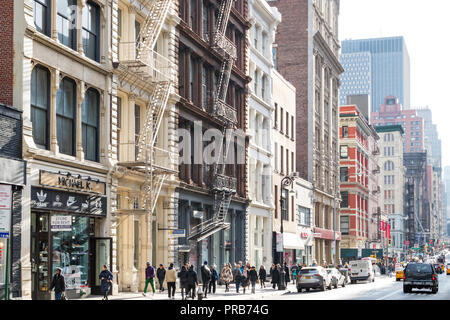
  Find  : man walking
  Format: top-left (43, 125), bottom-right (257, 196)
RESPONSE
top-left (143, 262), bottom-right (156, 297)
top-left (178, 265), bottom-right (189, 300)
top-left (209, 264), bottom-right (218, 294)
top-left (200, 261), bottom-right (212, 298)
top-left (233, 264), bottom-right (243, 293)
top-left (99, 265), bottom-right (113, 300)
top-left (186, 265), bottom-right (198, 299)
top-left (166, 263), bottom-right (177, 299)
top-left (157, 264), bottom-right (166, 293)
top-left (49, 268), bottom-right (66, 300)
top-left (248, 266), bottom-right (258, 294)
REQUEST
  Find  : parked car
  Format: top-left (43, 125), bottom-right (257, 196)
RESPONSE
top-left (447, 263), bottom-right (450, 276)
top-left (396, 268), bottom-right (405, 281)
top-left (296, 266), bottom-right (332, 292)
top-left (348, 260), bottom-right (375, 284)
top-left (433, 263), bottom-right (443, 274)
top-left (403, 262), bottom-right (438, 294)
top-left (339, 268), bottom-right (350, 284)
top-left (326, 268), bottom-right (346, 288)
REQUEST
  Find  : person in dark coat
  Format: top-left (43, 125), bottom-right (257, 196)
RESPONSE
top-left (49, 268), bottom-right (66, 300)
top-left (271, 264), bottom-right (280, 289)
top-left (208, 264), bottom-right (218, 294)
top-left (157, 264), bottom-right (166, 292)
top-left (143, 262), bottom-right (155, 296)
top-left (186, 265), bottom-right (198, 299)
top-left (241, 265), bottom-right (250, 294)
top-left (233, 264), bottom-right (243, 293)
top-left (200, 261), bottom-right (211, 298)
top-left (99, 265), bottom-right (113, 300)
top-left (248, 266), bottom-right (258, 294)
top-left (284, 262), bottom-right (290, 284)
top-left (178, 265), bottom-right (189, 300)
top-left (258, 265), bottom-right (267, 288)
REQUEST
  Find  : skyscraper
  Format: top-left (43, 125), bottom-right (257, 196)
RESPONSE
top-left (340, 37), bottom-right (411, 112)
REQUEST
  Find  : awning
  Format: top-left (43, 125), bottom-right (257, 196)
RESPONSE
top-left (283, 232), bottom-right (305, 250)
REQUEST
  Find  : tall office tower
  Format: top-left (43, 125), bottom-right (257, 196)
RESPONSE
top-left (445, 167), bottom-right (450, 236)
top-left (269, 0), bottom-right (343, 265)
top-left (340, 37), bottom-right (410, 112)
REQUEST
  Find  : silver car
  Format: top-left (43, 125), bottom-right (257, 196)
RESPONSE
top-left (326, 268), bottom-right (346, 288)
top-left (296, 266), bottom-right (333, 292)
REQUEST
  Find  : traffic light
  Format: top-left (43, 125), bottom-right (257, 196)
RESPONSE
top-left (388, 238), bottom-right (391, 247)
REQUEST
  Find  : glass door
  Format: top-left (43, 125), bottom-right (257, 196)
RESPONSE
top-left (89, 237), bottom-right (112, 295)
top-left (31, 212), bottom-right (51, 300)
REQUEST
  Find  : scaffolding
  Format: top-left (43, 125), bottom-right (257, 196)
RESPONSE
top-left (187, 0), bottom-right (238, 242)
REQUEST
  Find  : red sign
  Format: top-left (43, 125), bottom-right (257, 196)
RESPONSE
top-left (313, 227), bottom-right (342, 241)
top-left (404, 240), bottom-right (410, 246)
top-left (300, 232), bottom-right (309, 238)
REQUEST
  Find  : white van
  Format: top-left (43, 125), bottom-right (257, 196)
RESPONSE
top-left (348, 260), bottom-right (375, 284)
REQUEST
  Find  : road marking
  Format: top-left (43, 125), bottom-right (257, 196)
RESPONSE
top-left (376, 290), bottom-right (400, 300)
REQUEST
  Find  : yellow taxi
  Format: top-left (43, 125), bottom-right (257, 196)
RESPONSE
top-left (395, 263), bottom-right (405, 281)
top-left (447, 263), bottom-right (450, 275)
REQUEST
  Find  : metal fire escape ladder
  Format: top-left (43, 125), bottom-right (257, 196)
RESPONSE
top-left (116, 0), bottom-right (175, 220)
top-left (188, 0), bottom-right (237, 242)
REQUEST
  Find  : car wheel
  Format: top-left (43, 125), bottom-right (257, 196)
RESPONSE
top-left (334, 281), bottom-right (338, 289)
top-left (321, 282), bottom-right (326, 291)
top-left (396, 278), bottom-right (400, 282)
top-left (297, 287), bottom-right (302, 293)
top-left (432, 287), bottom-right (438, 294)
top-left (351, 280), bottom-right (356, 284)
top-left (342, 281), bottom-right (346, 288)
top-left (403, 286), bottom-right (411, 294)
top-left (328, 282), bottom-right (333, 290)
top-left (306, 288), bottom-right (310, 292)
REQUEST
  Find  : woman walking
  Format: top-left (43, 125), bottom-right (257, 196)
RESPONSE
top-left (258, 265), bottom-right (267, 289)
top-left (221, 263), bottom-right (233, 293)
top-left (99, 265), bottom-right (113, 300)
top-left (248, 266), bottom-right (258, 294)
top-left (233, 264), bottom-right (242, 294)
top-left (241, 265), bottom-right (250, 294)
top-left (271, 264), bottom-right (280, 289)
top-left (178, 265), bottom-right (189, 300)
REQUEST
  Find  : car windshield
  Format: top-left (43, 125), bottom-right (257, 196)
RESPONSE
top-left (406, 264), bottom-right (432, 273)
top-left (300, 268), bottom-right (318, 274)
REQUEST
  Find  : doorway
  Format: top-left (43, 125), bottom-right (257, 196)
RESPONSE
top-left (89, 237), bottom-right (112, 295)
top-left (31, 212), bottom-right (51, 300)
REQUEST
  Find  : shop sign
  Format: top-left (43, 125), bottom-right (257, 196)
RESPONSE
top-left (276, 232), bottom-right (283, 252)
top-left (0, 184), bottom-right (12, 210)
top-left (51, 215), bottom-right (72, 232)
top-left (300, 232), bottom-right (309, 238)
top-left (169, 229), bottom-right (185, 238)
top-left (31, 187), bottom-right (107, 216)
top-left (40, 170), bottom-right (106, 195)
top-left (0, 210), bottom-right (10, 238)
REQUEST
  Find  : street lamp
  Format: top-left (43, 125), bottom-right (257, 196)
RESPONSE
top-left (279, 173), bottom-right (296, 290)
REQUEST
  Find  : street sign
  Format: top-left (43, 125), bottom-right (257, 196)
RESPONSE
top-left (169, 229), bottom-right (185, 238)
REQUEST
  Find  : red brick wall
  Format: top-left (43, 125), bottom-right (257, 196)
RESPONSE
top-left (0, 0), bottom-right (14, 106)
top-left (269, 0), bottom-right (310, 180)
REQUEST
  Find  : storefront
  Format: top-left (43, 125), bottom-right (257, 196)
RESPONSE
top-left (30, 170), bottom-right (109, 300)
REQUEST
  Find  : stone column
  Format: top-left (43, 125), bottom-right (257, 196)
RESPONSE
top-left (77, 0), bottom-right (86, 55)
top-left (76, 80), bottom-right (86, 160)
top-left (128, 94), bottom-right (136, 161)
top-left (50, 0), bottom-right (58, 41)
top-left (50, 69), bottom-right (60, 153)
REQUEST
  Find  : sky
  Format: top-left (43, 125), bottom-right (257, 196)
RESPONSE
top-left (339, 0), bottom-right (450, 169)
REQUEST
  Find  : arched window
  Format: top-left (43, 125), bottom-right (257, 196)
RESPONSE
top-left (31, 65), bottom-right (50, 148)
top-left (56, 77), bottom-right (76, 156)
top-left (82, 88), bottom-right (100, 161)
top-left (384, 161), bottom-right (394, 171)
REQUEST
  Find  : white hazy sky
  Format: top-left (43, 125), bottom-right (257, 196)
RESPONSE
top-left (339, 0), bottom-right (450, 168)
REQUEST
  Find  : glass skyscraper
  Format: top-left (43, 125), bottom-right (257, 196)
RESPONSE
top-left (340, 37), bottom-right (410, 112)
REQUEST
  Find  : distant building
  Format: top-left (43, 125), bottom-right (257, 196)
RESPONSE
top-left (371, 96), bottom-right (424, 153)
top-left (341, 37), bottom-right (410, 112)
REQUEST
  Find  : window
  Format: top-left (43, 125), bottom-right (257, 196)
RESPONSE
top-left (342, 126), bottom-right (348, 138)
top-left (298, 206), bottom-right (311, 226)
top-left (254, 26), bottom-right (259, 48)
top-left (254, 70), bottom-right (258, 94)
top-left (118, 8), bottom-right (122, 38)
top-left (82, 88), bottom-right (100, 161)
top-left (261, 75), bottom-right (266, 100)
top-left (281, 189), bottom-right (288, 221)
top-left (280, 145), bottom-right (284, 174)
top-left (291, 115), bottom-right (294, 139)
top-left (384, 161), bottom-right (395, 171)
top-left (340, 216), bottom-right (349, 235)
top-left (57, 0), bottom-right (77, 50)
top-left (202, 2), bottom-right (208, 39)
top-left (272, 46), bottom-right (277, 69)
top-left (262, 32), bottom-right (267, 54)
top-left (82, 1), bottom-right (100, 61)
top-left (135, 104), bottom-right (141, 160)
top-left (286, 111), bottom-right (289, 137)
top-left (340, 191), bottom-right (349, 208)
top-left (286, 148), bottom-right (289, 175)
top-left (274, 142), bottom-right (278, 171)
top-left (189, 57), bottom-right (195, 102)
top-left (201, 65), bottom-right (207, 108)
top-left (340, 167), bottom-right (348, 182)
top-left (280, 107), bottom-right (284, 133)
top-left (117, 97), bottom-right (122, 160)
top-left (34, 0), bottom-right (51, 36)
top-left (189, 0), bottom-right (196, 29)
top-left (274, 103), bottom-right (278, 129)
top-left (31, 65), bottom-right (50, 149)
top-left (56, 78), bottom-right (76, 156)
top-left (340, 145), bottom-right (348, 158)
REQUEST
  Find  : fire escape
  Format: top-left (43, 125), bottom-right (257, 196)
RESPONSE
top-left (187, 0), bottom-right (238, 241)
top-left (114, 0), bottom-right (176, 222)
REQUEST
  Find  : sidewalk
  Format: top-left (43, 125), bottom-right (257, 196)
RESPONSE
top-left (73, 282), bottom-right (299, 301)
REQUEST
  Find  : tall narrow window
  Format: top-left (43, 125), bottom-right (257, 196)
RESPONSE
top-left (82, 1), bottom-right (100, 61)
top-left (201, 65), bottom-right (207, 108)
top-left (280, 107), bottom-right (284, 133)
top-left (340, 191), bottom-right (349, 208)
top-left (280, 146), bottom-right (284, 174)
top-left (291, 115), bottom-right (294, 139)
top-left (262, 32), bottom-right (267, 54)
top-left (202, 3), bottom-right (208, 40)
top-left (189, 57), bottom-right (195, 103)
top-left (118, 8), bottom-right (122, 38)
top-left (342, 126), bottom-right (348, 138)
top-left (274, 103), bottom-right (278, 129)
top-left (261, 75), bottom-right (265, 100)
top-left (57, 0), bottom-right (77, 49)
top-left (31, 65), bottom-right (50, 149)
top-left (254, 70), bottom-right (258, 94)
top-left (272, 46), bottom-right (277, 70)
top-left (56, 78), bottom-right (76, 156)
top-left (190, 0), bottom-right (196, 30)
top-left (135, 105), bottom-right (141, 160)
top-left (34, 0), bottom-right (51, 36)
top-left (82, 88), bottom-right (100, 161)
top-left (117, 97), bottom-right (122, 160)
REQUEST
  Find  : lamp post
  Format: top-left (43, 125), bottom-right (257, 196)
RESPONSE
top-left (279, 174), bottom-right (296, 290)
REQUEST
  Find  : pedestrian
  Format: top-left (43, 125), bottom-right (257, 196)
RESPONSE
top-left (220, 263), bottom-right (233, 292)
top-left (284, 262), bottom-right (290, 285)
top-left (271, 264), bottom-right (280, 289)
top-left (186, 265), bottom-right (198, 299)
top-left (157, 264), bottom-right (166, 292)
top-left (312, 260), bottom-right (317, 267)
top-left (248, 266), bottom-right (258, 294)
top-left (239, 261), bottom-right (244, 273)
top-left (322, 261), bottom-right (328, 269)
top-left (143, 262), bottom-right (156, 297)
top-left (344, 262), bottom-right (349, 269)
top-left (99, 265), bottom-right (113, 300)
top-left (233, 263), bottom-right (242, 293)
top-left (178, 265), bottom-right (189, 300)
top-left (200, 261), bottom-right (212, 298)
top-left (291, 264), bottom-right (298, 285)
top-left (166, 263), bottom-right (177, 299)
top-left (241, 265), bottom-right (250, 294)
top-left (209, 264), bottom-right (218, 294)
top-left (49, 267), bottom-right (66, 300)
top-left (258, 265), bottom-right (267, 288)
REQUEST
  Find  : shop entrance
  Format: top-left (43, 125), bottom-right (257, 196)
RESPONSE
top-left (31, 212), bottom-right (51, 300)
top-left (89, 238), bottom-right (112, 295)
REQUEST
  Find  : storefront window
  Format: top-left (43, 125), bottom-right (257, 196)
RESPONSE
top-left (0, 238), bottom-right (7, 285)
top-left (52, 215), bottom-right (89, 290)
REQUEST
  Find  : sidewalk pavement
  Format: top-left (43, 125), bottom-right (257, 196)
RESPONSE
top-left (73, 282), bottom-right (300, 301)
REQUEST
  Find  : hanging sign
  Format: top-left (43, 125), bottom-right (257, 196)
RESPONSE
top-left (0, 185), bottom-right (12, 210)
top-left (276, 232), bottom-right (283, 252)
top-left (51, 215), bottom-right (72, 232)
top-left (169, 229), bottom-right (186, 238)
